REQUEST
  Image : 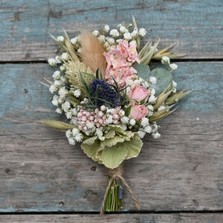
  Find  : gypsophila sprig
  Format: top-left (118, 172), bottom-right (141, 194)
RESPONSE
top-left (42, 16), bottom-right (190, 214)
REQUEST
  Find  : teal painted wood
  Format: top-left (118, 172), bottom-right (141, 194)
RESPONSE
top-left (0, 62), bottom-right (222, 213)
top-left (1, 213), bottom-right (223, 223)
top-left (0, 0), bottom-right (223, 61)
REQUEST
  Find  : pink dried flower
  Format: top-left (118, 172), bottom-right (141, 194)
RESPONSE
top-left (104, 40), bottom-right (139, 87)
top-left (129, 105), bottom-right (148, 121)
top-left (128, 85), bottom-right (150, 102)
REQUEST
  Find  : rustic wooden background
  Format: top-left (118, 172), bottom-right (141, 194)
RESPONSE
top-left (0, 0), bottom-right (223, 222)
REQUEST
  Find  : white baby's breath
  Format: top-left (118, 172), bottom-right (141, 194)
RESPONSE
top-left (56, 36), bottom-right (64, 42)
top-left (49, 84), bottom-right (57, 93)
top-left (61, 52), bottom-right (69, 61)
top-left (144, 125), bottom-right (152, 133)
top-left (149, 95), bottom-right (157, 103)
top-left (129, 119), bottom-right (136, 126)
top-left (119, 25), bottom-right (128, 33)
top-left (52, 95), bottom-right (59, 106)
top-left (92, 30), bottom-right (99, 36)
top-left (48, 58), bottom-right (57, 66)
top-left (169, 63), bottom-right (178, 71)
top-left (138, 131), bottom-right (146, 138)
top-left (55, 108), bottom-right (62, 114)
top-left (110, 29), bottom-right (119, 37)
top-left (124, 32), bottom-right (132, 40)
top-left (139, 28), bottom-right (146, 36)
top-left (71, 37), bottom-right (78, 45)
top-left (161, 56), bottom-right (170, 64)
top-left (103, 25), bottom-right (110, 32)
top-left (73, 89), bottom-right (81, 97)
top-left (52, 70), bottom-right (61, 80)
top-left (153, 132), bottom-right (161, 139)
top-left (149, 76), bottom-right (157, 85)
top-left (141, 117), bottom-right (149, 127)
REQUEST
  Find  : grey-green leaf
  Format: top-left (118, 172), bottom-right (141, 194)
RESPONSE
top-left (151, 68), bottom-right (172, 95)
top-left (133, 63), bottom-right (151, 80)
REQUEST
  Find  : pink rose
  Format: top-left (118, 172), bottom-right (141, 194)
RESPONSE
top-left (128, 85), bottom-right (150, 102)
top-left (129, 105), bottom-right (148, 121)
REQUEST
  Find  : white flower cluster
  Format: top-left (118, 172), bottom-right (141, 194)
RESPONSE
top-left (137, 117), bottom-right (160, 139)
top-left (66, 128), bottom-right (83, 145)
top-left (48, 67), bottom-right (82, 118)
top-left (91, 23), bottom-right (146, 51)
top-left (161, 56), bottom-right (178, 71)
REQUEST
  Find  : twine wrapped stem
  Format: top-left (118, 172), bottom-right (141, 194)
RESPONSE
top-left (100, 164), bottom-right (141, 215)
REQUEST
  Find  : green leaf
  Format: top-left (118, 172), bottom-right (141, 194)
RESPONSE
top-left (81, 140), bottom-right (100, 162)
top-left (82, 136), bottom-right (98, 145)
top-left (100, 135), bottom-right (143, 169)
top-left (101, 143), bottom-right (128, 169)
top-left (151, 68), bottom-right (172, 95)
top-left (133, 63), bottom-right (151, 80)
top-left (109, 125), bottom-right (134, 138)
top-left (104, 130), bottom-right (116, 139)
top-left (101, 135), bottom-right (126, 148)
top-left (125, 135), bottom-right (143, 160)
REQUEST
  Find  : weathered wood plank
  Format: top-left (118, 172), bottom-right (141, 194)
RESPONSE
top-left (0, 0), bottom-right (223, 61)
top-left (0, 62), bottom-right (223, 212)
top-left (1, 213), bottom-right (223, 223)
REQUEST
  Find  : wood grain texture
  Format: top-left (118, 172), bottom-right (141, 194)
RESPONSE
top-left (0, 62), bottom-right (222, 213)
top-left (1, 213), bottom-right (223, 223)
top-left (0, 0), bottom-right (223, 61)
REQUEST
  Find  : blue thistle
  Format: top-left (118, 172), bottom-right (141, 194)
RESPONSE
top-left (90, 79), bottom-right (121, 108)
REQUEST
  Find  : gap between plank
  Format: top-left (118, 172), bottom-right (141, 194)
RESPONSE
top-left (1, 210), bottom-right (223, 215)
top-left (0, 58), bottom-right (223, 65)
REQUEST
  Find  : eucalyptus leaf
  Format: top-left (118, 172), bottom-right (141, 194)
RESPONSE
top-left (133, 63), bottom-right (151, 80)
top-left (151, 68), bottom-right (172, 95)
